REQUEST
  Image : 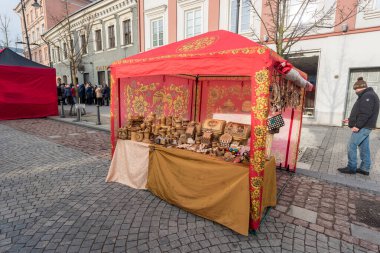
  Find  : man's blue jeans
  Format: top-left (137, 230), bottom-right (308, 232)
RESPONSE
top-left (347, 128), bottom-right (372, 172)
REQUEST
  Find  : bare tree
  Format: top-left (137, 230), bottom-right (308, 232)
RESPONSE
top-left (247, 0), bottom-right (371, 56)
top-left (0, 14), bottom-right (11, 48)
top-left (45, 1), bottom-right (94, 85)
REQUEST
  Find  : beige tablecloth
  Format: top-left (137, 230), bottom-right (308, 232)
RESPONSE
top-left (106, 140), bottom-right (150, 189)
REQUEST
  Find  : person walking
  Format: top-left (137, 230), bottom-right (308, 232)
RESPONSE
top-left (95, 85), bottom-right (103, 106)
top-left (86, 84), bottom-right (93, 105)
top-left (103, 84), bottom-right (110, 106)
top-left (338, 77), bottom-right (379, 175)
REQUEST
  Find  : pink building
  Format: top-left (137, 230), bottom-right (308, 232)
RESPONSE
top-left (14, 0), bottom-right (92, 66)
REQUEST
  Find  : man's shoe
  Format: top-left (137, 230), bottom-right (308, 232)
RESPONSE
top-left (338, 167), bottom-right (356, 174)
top-left (357, 169), bottom-right (369, 176)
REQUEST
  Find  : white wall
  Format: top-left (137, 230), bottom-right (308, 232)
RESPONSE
top-left (287, 31), bottom-right (380, 126)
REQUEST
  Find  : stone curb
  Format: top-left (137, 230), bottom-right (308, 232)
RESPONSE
top-left (296, 167), bottom-right (380, 194)
top-left (48, 116), bottom-right (111, 133)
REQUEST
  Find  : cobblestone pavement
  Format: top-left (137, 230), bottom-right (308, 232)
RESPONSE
top-left (1, 119), bottom-right (380, 252)
top-left (298, 125), bottom-right (380, 191)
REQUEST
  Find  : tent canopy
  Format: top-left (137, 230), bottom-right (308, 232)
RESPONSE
top-left (0, 48), bottom-right (58, 120)
top-left (0, 48), bottom-right (49, 68)
top-left (111, 30), bottom-right (276, 78)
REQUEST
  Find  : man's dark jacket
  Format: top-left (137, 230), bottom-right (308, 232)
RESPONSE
top-left (349, 87), bottom-right (379, 129)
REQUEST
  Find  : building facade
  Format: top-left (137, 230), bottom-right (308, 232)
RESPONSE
top-left (14, 0), bottom-right (92, 66)
top-left (138, 0), bottom-right (380, 127)
top-left (44, 0), bottom-right (139, 86)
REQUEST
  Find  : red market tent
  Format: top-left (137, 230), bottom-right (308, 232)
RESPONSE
top-left (0, 48), bottom-right (58, 120)
top-left (110, 30), bottom-right (307, 232)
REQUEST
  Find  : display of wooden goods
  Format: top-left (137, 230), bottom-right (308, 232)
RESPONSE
top-left (224, 122), bottom-right (251, 143)
top-left (202, 119), bottom-right (226, 135)
top-left (117, 113), bottom-right (287, 164)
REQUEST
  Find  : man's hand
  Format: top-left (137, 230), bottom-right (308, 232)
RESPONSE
top-left (352, 127), bottom-right (360, 132)
top-left (343, 118), bottom-right (349, 124)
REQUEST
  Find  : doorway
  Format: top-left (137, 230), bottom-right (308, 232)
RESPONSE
top-left (97, 71), bottom-right (106, 85)
top-left (345, 68), bottom-right (380, 128)
top-left (288, 53), bottom-right (319, 117)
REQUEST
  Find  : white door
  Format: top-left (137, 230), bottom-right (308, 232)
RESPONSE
top-left (345, 68), bottom-right (380, 128)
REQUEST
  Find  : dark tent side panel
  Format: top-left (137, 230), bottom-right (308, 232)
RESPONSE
top-left (0, 65), bottom-right (58, 120)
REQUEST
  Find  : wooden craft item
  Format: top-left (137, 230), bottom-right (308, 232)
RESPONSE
top-left (202, 119), bottom-right (226, 135)
top-left (224, 122), bottom-right (251, 142)
top-left (135, 131), bottom-right (144, 142)
top-left (201, 131), bottom-right (213, 146)
top-left (185, 126), bottom-right (195, 139)
top-left (219, 133), bottom-right (233, 148)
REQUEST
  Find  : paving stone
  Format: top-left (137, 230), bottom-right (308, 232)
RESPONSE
top-left (351, 224), bottom-right (380, 245)
top-left (1, 120), bottom-right (380, 253)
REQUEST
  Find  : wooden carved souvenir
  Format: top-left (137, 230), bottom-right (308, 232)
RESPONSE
top-left (176, 126), bottom-right (186, 135)
top-left (224, 122), bottom-right (251, 143)
top-left (201, 131), bottom-right (213, 146)
top-left (143, 130), bottom-right (151, 144)
top-left (182, 120), bottom-right (190, 127)
top-left (202, 119), bottom-right (226, 135)
top-left (195, 123), bottom-right (202, 137)
top-left (174, 117), bottom-right (182, 128)
top-left (219, 133), bottom-right (232, 148)
top-left (135, 131), bottom-right (144, 142)
top-left (185, 125), bottom-right (195, 139)
top-left (178, 134), bottom-right (187, 145)
top-left (130, 130), bottom-right (137, 141)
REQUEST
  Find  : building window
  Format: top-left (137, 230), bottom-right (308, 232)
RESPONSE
top-left (26, 14), bottom-right (29, 25)
top-left (95, 29), bottom-right (102, 51)
top-left (51, 48), bottom-right (55, 63)
top-left (375, 0), bottom-right (380, 9)
top-left (230, 0), bottom-right (251, 33)
top-left (32, 31), bottom-right (35, 42)
top-left (151, 18), bottom-right (163, 47)
top-left (81, 34), bottom-right (87, 54)
top-left (185, 8), bottom-right (202, 38)
top-left (30, 10), bottom-right (33, 22)
top-left (108, 25), bottom-right (115, 48)
top-left (63, 43), bottom-right (67, 59)
top-left (41, 24), bottom-right (44, 34)
top-left (44, 48), bottom-right (48, 61)
top-left (39, 50), bottom-right (42, 62)
top-left (287, 0), bottom-right (318, 26)
top-left (56, 47), bottom-right (61, 61)
top-left (34, 52), bottom-right (37, 62)
top-left (123, 19), bottom-right (132, 45)
top-left (36, 28), bottom-right (40, 39)
top-left (35, 7), bottom-right (38, 18)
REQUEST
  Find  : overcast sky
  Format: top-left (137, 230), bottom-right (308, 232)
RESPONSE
top-left (1, 0), bottom-right (22, 47)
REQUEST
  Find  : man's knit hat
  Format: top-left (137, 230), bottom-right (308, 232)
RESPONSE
top-left (353, 77), bottom-right (367, 90)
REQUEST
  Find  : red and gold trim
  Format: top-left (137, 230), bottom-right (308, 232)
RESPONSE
top-left (249, 68), bottom-right (271, 229)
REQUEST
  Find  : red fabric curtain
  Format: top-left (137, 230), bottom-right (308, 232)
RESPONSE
top-left (0, 65), bottom-right (57, 120)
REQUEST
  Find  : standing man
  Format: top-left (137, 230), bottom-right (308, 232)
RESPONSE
top-left (338, 77), bottom-right (379, 175)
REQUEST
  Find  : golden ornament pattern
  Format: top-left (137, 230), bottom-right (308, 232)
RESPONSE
top-left (177, 36), bottom-right (217, 52)
top-left (123, 80), bottom-right (190, 119)
top-left (113, 46), bottom-right (267, 65)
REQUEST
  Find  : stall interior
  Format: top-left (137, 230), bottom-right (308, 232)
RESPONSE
top-left (116, 74), bottom-right (304, 170)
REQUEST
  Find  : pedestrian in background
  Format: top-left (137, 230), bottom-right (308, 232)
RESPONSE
top-left (103, 84), bottom-right (110, 106)
top-left (86, 84), bottom-right (93, 105)
top-left (57, 83), bottom-right (62, 105)
top-left (339, 77), bottom-right (379, 176)
top-left (95, 85), bottom-right (103, 106)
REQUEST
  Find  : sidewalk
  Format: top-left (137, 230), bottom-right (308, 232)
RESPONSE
top-left (49, 104), bottom-right (111, 132)
top-left (51, 105), bottom-right (380, 192)
top-left (298, 125), bottom-right (380, 193)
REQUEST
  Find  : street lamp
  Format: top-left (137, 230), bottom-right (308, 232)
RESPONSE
top-left (20, 0), bottom-right (42, 59)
